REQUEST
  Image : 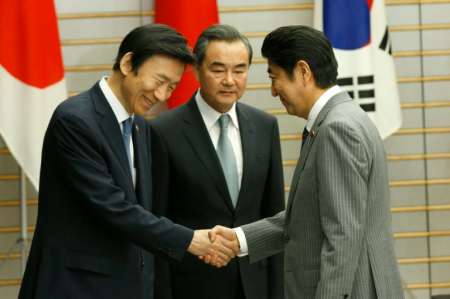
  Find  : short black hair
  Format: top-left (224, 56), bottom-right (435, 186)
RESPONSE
top-left (193, 24), bottom-right (253, 66)
top-left (262, 25), bottom-right (338, 89)
top-left (113, 24), bottom-right (195, 72)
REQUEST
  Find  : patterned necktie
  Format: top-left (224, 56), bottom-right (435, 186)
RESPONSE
top-left (301, 126), bottom-right (309, 148)
top-left (216, 114), bottom-right (239, 207)
top-left (122, 117), bottom-right (133, 175)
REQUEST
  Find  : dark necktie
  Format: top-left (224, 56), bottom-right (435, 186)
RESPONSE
top-left (122, 117), bottom-right (133, 175)
top-left (301, 127), bottom-right (309, 148)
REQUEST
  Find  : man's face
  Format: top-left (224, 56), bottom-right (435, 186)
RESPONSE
top-left (196, 40), bottom-right (249, 113)
top-left (268, 61), bottom-right (309, 119)
top-left (121, 54), bottom-right (185, 116)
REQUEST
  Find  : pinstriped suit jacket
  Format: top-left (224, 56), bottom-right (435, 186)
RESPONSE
top-left (241, 92), bottom-right (404, 299)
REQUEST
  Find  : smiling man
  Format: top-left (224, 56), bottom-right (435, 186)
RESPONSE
top-left (151, 24), bottom-right (284, 299)
top-left (209, 25), bottom-right (404, 299)
top-left (18, 24), bottom-right (232, 299)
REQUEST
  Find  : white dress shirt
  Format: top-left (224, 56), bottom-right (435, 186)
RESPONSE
top-left (234, 85), bottom-right (342, 256)
top-left (195, 91), bottom-right (243, 189)
top-left (305, 85), bottom-right (342, 131)
top-left (99, 77), bottom-right (136, 186)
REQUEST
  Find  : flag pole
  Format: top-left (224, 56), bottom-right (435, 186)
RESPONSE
top-left (19, 168), bottom-right (28, 274)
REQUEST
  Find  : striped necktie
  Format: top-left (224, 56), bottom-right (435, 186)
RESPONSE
top-left (122, 117), bottom-right (133, 175)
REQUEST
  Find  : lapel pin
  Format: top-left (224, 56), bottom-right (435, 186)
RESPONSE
top-left (135, 124), bottom-right (139, 133)
top-left (310, 130), bottom-right (316, 138)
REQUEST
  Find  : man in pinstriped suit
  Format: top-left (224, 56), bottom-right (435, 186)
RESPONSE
top-left (208, 26), bottom-right (404, 299)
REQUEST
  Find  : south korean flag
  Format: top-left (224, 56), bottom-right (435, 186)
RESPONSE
top-left (314, 0), bottom-right (402, 139)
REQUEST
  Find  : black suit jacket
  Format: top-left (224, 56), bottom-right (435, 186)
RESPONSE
top-left (151, 96), bottom-right (285, 299)
top-left (19, 83), bottom-right (193, 299)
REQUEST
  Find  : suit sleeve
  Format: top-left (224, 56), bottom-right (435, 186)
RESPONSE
top-left (261, 119), bottom-right (285, 299)
top-left (241, 211), bottom-right (286, 263)
top-left (53, 112), bottom-right (194, 261)
top-left (150, 122), bottom-right (174, 299)
top-left (315, 121), bottom-right (370, 298)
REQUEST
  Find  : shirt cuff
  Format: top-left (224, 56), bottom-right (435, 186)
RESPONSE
top-left (233, 227), bottom-right (249, 257)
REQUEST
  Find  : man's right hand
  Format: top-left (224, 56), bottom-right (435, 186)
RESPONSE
top-left (187, 229), bottom-right (239, 268)
top-left (199, 225), bottom-right (241, 266)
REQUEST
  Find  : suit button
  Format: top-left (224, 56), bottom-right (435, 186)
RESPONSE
top-left (283, 233), bottom-right (290, 243)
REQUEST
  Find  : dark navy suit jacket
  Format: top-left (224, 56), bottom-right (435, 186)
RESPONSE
top-left (19, 82), bottom-right (193, 299)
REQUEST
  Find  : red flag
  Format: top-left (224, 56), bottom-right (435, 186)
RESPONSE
top-left (155, 0), bottom-right (219, 109)
top-left (0, 0), bottom-right (66, 188)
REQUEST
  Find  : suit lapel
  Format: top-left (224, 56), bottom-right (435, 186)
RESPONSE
top-left (234, 104), bottom-right (256, 213)
top-left (92, 83), bottom-right (134, 189)
top-left (285, 141), bottom-right (309, 221)
top-left (287, 133), bottom-right (315, 203)
top-left (182, 98), bottom-right (235, 212)
top-left (132, 118), bottom-right (149, 207)
top-left (286, 92), bottom-right (353, 218)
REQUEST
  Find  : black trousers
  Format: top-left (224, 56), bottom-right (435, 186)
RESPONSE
top-left (234, 271), bottom-right (246, 299)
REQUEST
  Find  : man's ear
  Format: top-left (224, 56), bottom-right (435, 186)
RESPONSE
top-left (119, 52), bottom-right (134, 76)
top-left (295, 60), bottom-right (313, 85)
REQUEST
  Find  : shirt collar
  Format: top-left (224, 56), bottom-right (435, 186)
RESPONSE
top-left (195, 90), bottom-right (239, 130)
top-left (306, 85), bottom-right (342, 131)
top-left (99, 76), bottom-right (133, 124)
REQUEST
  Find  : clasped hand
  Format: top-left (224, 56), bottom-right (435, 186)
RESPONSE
top-left (187, 225), bottom-right (239, 268)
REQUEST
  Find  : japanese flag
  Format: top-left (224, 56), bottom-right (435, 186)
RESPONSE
top-left (0, 0), bottom-right (67, 189)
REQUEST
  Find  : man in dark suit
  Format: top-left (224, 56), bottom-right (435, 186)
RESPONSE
top-left (151, 25), bottom-right (284, 299)
top-left (19, 24), bottom-right (234, 299)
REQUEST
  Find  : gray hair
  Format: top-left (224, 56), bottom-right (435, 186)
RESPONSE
top-left (193, 24), bottom-right (253, 66)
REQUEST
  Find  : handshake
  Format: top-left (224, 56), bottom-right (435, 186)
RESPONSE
top-left (187, 226), bottom-right (240, 268)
